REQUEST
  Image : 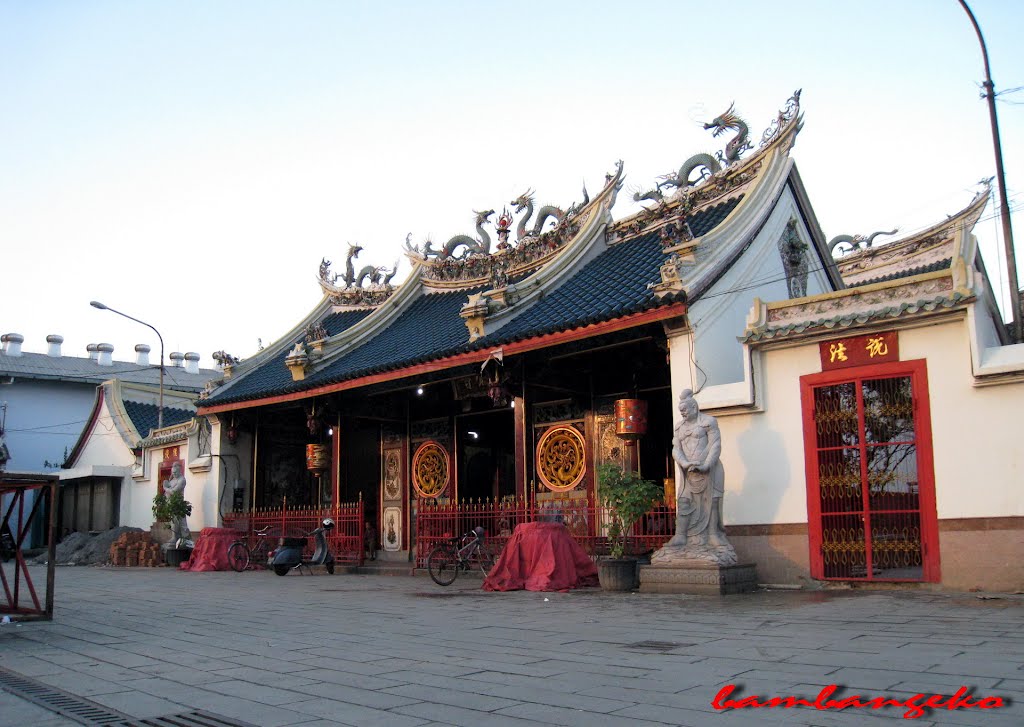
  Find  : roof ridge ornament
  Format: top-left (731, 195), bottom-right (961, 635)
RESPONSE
top-left (406, 164), bottom-right (614, 289)
top-left (318, 241), bottom-right (401, 308)
top-left (759, 89), bottom-right (803, 149)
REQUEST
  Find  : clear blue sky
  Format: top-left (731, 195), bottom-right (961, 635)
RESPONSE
top-left (2, 0), bottom-right (1021, 365)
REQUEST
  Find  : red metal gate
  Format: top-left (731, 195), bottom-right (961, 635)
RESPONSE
top-left (1, 473), bottom-right (58, 620)
top-left (801, 359), bottom-right (939, 582)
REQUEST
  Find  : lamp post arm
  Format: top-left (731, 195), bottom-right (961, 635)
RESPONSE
top-left (957, 0), bottom-right (1022, 343)
top-left (91, 303), bottom-right (166, 429)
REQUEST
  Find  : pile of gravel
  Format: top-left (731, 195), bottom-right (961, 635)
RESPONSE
top-left (32, 526), bottom-right (145, 566)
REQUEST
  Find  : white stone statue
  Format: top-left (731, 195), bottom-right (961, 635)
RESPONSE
top-left (652, 388), bottom-right (737, 566)
top-left (162, 461), bottom-right (193, 549)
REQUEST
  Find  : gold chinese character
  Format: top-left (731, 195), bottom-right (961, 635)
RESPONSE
top-left (865, 337), bottom-right (889, 358)
top-left (829, 343), bottom-right (848, 362)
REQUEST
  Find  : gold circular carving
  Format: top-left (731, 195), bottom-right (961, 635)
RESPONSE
top-left (536, 425), bottom-right (587, 491)
top-left (412, 441), bottom-right (449, 498)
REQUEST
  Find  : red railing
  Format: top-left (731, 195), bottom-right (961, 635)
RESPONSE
top-left (1, 473), bottom-right (58, 620)
top-left (415, 496), bottom-right (675, 569)
top-left (222, 499), bottom-right (364, 566)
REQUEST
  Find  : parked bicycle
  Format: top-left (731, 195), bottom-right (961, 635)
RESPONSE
top-left (227, 526), bottom-right (273, 572)
top-left (427, 526), bottom-right (495, 586)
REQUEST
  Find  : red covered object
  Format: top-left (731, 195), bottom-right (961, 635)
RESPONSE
top-left (180, 528), bottom-right (240, 571)
top-left (483, 521), bottom-right (599, 592)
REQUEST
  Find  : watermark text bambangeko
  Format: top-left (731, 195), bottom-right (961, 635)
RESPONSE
top-left (712, 683), bottom-right (1007, 720)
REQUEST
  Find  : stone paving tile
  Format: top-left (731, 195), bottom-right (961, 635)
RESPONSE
top-left (494, 701), bottom-right (675, 727)
top-left (87, 689), bottom-right (185, 718)
top-left (379, 682), bottom-right (524, 712)
top-left (288, 697), bottom-right (431, 726)
top-left (392, 701), bottom-right (569, 727)
top-left (611, 701), bottom-right (790, 726)
top-left (289, 681), bottom-right (425, 710)
top-left (0, 654), bottom-right (69, 677)
top-left (210, 665), bottom-right (322, 689)
top-left (0, 691), bottom-right (80, 727)
top-left (135, 663), bottom-right (236, 685)
top-left (163, 690), bottom-right (321, 727)
top-left (925, 657), bottom-right (1024, 679)
top-left (201, 678), bottom-right (318, 706)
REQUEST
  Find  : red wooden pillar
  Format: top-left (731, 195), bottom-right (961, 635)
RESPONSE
top-left (513, 395), bottom-right (526, 500)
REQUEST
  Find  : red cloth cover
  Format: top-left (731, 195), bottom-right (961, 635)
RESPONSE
top-left (483, 521), bottom-right (599, 592)
top-left (180, 527), bottom-right (239, 571)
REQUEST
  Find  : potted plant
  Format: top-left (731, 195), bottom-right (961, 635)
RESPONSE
top-left (152, 490), bottom-right (193, 566)
top-left (596, 463), bottom-right (663, 591)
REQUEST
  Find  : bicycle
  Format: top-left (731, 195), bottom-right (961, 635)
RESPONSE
top-left (426, 526), bottom-right (495, 586)
top-left (227, 526), bottom-right (273, 572)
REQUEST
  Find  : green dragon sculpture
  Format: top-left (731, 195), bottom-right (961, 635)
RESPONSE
top-left (828, 229), bottom-right (899, 256)
top-left (657, 102), bottom-right (751, 191)
top-left (436, 209), bottom-right (495, 259)
top-left (511, 190), bottom-right (566, 241)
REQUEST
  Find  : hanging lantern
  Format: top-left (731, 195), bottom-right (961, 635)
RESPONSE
top-left (305, 443), bottom-right (331, 474)
top-left (614, 399), bottom-right (648, 445)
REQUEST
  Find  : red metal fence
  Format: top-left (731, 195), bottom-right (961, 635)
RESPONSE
top-left (222, 499), bottom-right (364, 566)
top-left (1, 473), bottom-right (58, 620)
top-left (415, 496), bottom-right (675, 569)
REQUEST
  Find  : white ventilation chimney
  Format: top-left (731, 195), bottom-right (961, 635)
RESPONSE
top-left (1, 333), bottom-right (24, 357)
top-left (96, 343), bottom-right (114, 366)
top-left (135, 344), bottom-right (151, 366)
top-left (184, 352), bottom-right (200, 374)
top-left (46, 334), bottom-right (64, 357)
top-left (169, 352), bottom-right (184, 368)
top-left (87, 343), bottom-right (99, 360)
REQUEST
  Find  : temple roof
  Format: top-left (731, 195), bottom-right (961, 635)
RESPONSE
top-left (836, 186), bottom-right (989, 288)
top-left (199, 92), bottom-right (807, 411)
top-left (743, 188), bottom-right (990, 345)
top-left (123, 400), bottom-right (195, 436)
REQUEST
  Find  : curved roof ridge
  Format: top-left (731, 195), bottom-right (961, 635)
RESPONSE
top-left (837, 185), bottom-right (990, 286)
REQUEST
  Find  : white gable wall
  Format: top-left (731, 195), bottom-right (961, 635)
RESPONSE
top-left (690, 186), bottom-right (833, 388)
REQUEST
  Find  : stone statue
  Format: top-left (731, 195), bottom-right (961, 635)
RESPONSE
top-left (652, 389), bottom-right (737, 566)
top-left (162, 461), bottom-right (193, 549)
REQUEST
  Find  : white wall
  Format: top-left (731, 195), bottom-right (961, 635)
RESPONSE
top-left (902, 319), bottom-right (1023, 519)
top-left (687, 315), bottom-right (1024, 527)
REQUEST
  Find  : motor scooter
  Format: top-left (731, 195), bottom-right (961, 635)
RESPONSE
top-left (270, 518), bottom-right (336, 576)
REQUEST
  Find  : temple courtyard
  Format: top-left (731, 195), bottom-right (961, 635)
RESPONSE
top-left (1, 566), bottom-right (1021, 726)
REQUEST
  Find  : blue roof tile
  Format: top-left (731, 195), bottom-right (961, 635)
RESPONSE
top-left (123, 400), bottom-right (195, 438)
top-left (202, 309), bottom-right (372, 404)
top-left (201, 198), bottom-right (739, 406)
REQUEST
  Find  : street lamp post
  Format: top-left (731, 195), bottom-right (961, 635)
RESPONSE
top-left (90, 301), bottom-right (165, 429)
top-left (958, 0), bottom-right (1021, 343)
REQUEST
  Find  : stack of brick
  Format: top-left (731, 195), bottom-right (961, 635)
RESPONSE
top-left (109, 532), bottom-right (163, 567)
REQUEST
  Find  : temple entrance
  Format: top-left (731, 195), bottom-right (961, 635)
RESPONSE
top-left (341, 418), bottom-right (381, 529)
top-left (455, 409), bottom-right (515, 503)
top-left (801, 360), bottom-right (939, 582)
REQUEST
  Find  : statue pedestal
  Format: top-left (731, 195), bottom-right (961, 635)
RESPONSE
top-left (639, 562), bottom-right (757, 595)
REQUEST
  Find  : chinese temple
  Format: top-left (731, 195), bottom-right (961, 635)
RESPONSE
top-left (197, 91), bottom-right (1023, 590)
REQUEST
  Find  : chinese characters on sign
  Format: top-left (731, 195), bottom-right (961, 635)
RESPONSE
top-left (819, 331), bottom-right (899, 371)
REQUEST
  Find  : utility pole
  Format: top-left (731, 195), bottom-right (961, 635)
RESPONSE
top-left (958, 0), bottom-right (1021, 343)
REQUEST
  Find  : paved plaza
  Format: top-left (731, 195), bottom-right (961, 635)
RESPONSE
top-left (1, 566), bottom-right (1022, 726)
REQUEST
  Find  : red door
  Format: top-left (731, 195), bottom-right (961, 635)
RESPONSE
top-left (801, 359), bottom-right (939, 582)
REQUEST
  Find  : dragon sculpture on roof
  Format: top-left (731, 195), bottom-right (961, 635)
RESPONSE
top-left (656, 102), bottom-right (751, 192)
top-left (828, 229), bottom-right (899, 257)
top-left (510, 190), bottom-right (566, 241)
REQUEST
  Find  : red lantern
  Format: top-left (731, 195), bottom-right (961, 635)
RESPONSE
top-left (614, 399), bottom-right (648, 445)
top-left (306, 443), bottom-right (331, 474)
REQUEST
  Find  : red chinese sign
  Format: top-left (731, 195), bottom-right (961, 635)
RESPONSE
top-left (819, 331), bottom-right (899, 371)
